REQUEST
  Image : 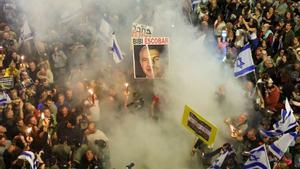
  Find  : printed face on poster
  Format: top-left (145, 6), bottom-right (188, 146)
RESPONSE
top-left (132, 37), bottom-right (169, 79)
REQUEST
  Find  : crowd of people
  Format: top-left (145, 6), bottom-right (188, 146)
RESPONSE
top-left (0, 1), bottom-right (129, 169)
top-left (0, 0), bottom-right (299, 168)
top-left (189, 0), bottom-right (300, 168)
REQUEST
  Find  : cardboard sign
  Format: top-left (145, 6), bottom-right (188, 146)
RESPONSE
top-left (182, 105), bottom-right (217, 145)
top-left (132, 37), bottom-right (169, 79)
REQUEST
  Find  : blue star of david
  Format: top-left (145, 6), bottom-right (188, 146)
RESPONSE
top-left (249, 154), bottom-right (259, 161)
top-left (236, 57), bottom-right (245, 69)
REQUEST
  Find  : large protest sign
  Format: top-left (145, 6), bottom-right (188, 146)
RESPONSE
top-left (132, 37), bottom-right (169, 79)
top-left (131, 23), bottom-right (153, 37)
top-left (182, 105), bottom-right (217, 145)
top-left (0, 77), bottom-right (14, 89)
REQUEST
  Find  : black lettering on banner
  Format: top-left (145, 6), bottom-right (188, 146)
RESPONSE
top-left (141, 27), bottom-right (146, 35)
top-left (0, 77), bottom-right (14, 89)
top-left (146, 29), bottom-right (151, 35)
top-left (187, 112), bottom-right (212, 141)
top-left (133, 38), bottom-right (143, 45)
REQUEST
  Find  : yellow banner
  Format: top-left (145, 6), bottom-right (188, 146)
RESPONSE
top-left (182, 105), bottom-right (217, 145)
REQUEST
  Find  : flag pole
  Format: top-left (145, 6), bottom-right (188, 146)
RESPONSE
top-left (191, 136), bottom-right (198, 157)
top-left (252, 67), bottom-right (265, 109)
top-left (146, 44), bottom-right (155, 79)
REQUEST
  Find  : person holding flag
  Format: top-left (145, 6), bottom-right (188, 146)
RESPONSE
top-left (268, 131), bottom-right (298, 168)
top-left (244, 144), bottom-right (271, 169)
top-left (261, 98), bottom-right (298, 138)
top-left (234, 43), bottom-right (256, 78)
top-left (268, 131), bottom-right (298, 159)
top-left (207, 143), bottom-right (240, 169)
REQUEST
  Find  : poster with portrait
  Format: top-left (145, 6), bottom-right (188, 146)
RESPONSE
top-left (182, 105), bottom-right (217, 145)
top-left (132, 37), bottom-right (169, 79)
top-left (131, 23), bottom-right (153, 37)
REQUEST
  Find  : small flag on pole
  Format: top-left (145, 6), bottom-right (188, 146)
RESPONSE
top-left (111, 33), bottom-right (124, 64)
top-left (268, 132), bottom-right (298, 159)
top-left (19, 17), bottom-right (33, 44)
top-left (244, 144), bottom-right (271, 169)
top-left (234, 43), bottom-right (255, 78)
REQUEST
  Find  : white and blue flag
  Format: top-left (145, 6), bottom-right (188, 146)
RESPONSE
top-left (208, 151), bottom-right (229, 169)
top-left (261, 98), bottom-right (298, 138)
top-left (268, 132), bottom-right (298, 159)
top-left (244, 144), bottom-right (271, 169)
top-left (111, 33), bottom-right (124, 64)
top-left (18, 151), bottom-right (38, 169)
top-left (0, 91), bottom-right (11, 105)
top-left (260, 129), bottom-right (283, 138)
top-left (285, 97), bottom-right (294, 114)
top-left (19, 17), bottom-right (33, 44)
top-left (234, 43), bottom-right (255, 78)
top-left (191, 0), bottom-right (201, 11)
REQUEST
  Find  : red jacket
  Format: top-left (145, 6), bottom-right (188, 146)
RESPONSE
top-left (264, 85), bottom-right (281, 111)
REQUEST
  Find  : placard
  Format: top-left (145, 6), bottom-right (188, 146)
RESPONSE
top-left (182, 105), bottom-right (217, 145)
top-left (132, 37), bottom-right (169, 79)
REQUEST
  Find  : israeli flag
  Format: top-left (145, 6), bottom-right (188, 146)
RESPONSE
top-left (0, 91), bottom-right (11, 105)
top-left (260, 129), bottom-right (283, 138)
top-left (244, 144), bottom-right (271, 169)
top-left (268, 132), bottom-right (298, 159)
top-left (273, 99), bottom-right (298, 132)
top-left (111, 33), bottom-right (124, 64)
top-left (191, 0), bottom-right (201, 11)
top-left (234, 43), bottom-right (255, 78)
top-left (261, 98), bottom-right (298, 138)
top-left (208, 151), bottom-right (229, 169)
top-left (19, 17), bottom-right (33, 44)
top-left (273, 110), bottom-right (298, 132)
top-left (285, 98), bottom-right (293, 114)
top-left (18, 151), bottom-right (38, 169)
